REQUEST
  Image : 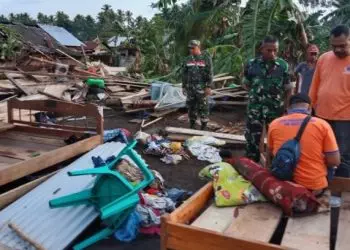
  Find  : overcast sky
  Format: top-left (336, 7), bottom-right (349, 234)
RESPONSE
top-left (0, 0), bottom-right (187, 19)
top-left (0, 0), bottom-right (314, 21)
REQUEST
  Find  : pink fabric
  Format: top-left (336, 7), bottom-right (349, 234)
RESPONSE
top-left (225, 157), bottom-right (320, 216)
top-left (139, 226), bottom-right (161, 235)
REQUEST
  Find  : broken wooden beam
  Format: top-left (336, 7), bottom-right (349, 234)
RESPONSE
top-left (56, 48), bottom-right (86, 68)
top-left (142, 117), bottom-right (163, 129)
top-left (4, 73), bottom-right (32, 96)
top-left (165, 126), bottom-right (245, 142)
top-left (8, 223), bottom-right (45, 250)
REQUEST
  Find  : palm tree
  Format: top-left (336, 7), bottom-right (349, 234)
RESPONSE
top-left (102, 4), bottom-right (112, 12)
top-left (322, 0), bottom-right (350, 26)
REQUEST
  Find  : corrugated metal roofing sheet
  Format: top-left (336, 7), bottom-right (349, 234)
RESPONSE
top-left (39, 24), bottom-right (84, 47)
top-left (0, 142), bottom-right (130, 250)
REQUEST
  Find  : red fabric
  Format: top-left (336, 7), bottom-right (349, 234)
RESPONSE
top-left (139, 226), bottom-right (161, 235)
top-left (225, 157), bottom-right (320, 216)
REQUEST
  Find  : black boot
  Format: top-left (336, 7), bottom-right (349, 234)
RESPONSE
top-left (190, 120), bottom-right (196, 129)
top-left (201, 122), bottom-right (207, 131)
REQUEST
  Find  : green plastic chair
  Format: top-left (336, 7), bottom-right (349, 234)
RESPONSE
top-left (49, 140), bottom-right (154, 250)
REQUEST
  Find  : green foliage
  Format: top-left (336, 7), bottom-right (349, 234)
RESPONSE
top-left (0, 24), bottom-right (22, 60)
top-left (0, 0), bottom-right (347, 80)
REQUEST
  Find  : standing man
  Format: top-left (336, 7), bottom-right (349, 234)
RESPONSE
top-left (182, 40), bottom-right (213, 130)
top-left (243, 36), bottom-right (292, 163)
top-left (309, 25), bottom-right (350, 178)
top-left (295, 44), bottom-right (319, 94)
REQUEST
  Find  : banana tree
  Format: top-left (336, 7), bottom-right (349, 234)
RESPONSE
top-left (240, 0), bottom-right (306, 59)
top-left (322, 0), bottom-right (350, 26)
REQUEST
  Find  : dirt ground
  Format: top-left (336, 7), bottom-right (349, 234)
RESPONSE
top-left (72, 106), bottom-right (246, 250)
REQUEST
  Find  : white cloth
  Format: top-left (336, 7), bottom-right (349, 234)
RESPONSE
top-left (188, 143), bottom-right (222, 163)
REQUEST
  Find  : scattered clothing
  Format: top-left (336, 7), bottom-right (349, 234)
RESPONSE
top-left (186, 136), bottom-right (225, 147)
top-left (91, 155), bottom-right (116, 168)
top-left (199, 162), bottom-right (265, 207)
top-left (243, 57), bottom-right (291, 162)
top-left (136, 204), bottom-right (161, 227)
top-left (227, 157), bottom-right (320, 216)
top-left (149, 170), bottom-right (165, 192)
top-left (139, 226), bottom-right (161, 235)
top-left (166, 188), bottom-right (193, 207)
top-left (295, 62), bottom-right (315, 94)
top-left (268, 109), bottom-right (339, 190)
top-left (114, 211), bottom-right (141, 242)
top-left (139, 193), bottom-right (175, 212)
top-left (161, 154), bottom-right (183, 165)
top-left (34, 112), bottom-right (56, 124)
top-left (104, 129), bottom-right (130, 143)
top-left (188, 143), bottom-right (221, 163)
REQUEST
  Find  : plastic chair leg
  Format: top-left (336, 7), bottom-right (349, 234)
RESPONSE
top-left (101, 193), bottom-right (139, 220)
top-left (49, 189), bottom-right (93, 208)
top-left (73, 227), bottom-right (114, 250)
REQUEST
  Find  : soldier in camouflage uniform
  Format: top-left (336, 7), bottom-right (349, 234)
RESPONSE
top-left (182, 40), bottom-right (214, 130)
top-left (243, 36), bottom-right (292, 162)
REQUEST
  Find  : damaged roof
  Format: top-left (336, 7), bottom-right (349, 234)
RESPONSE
top-left (39, 24), bottom-right (85, 47)
top-left (0, 22), bottom-right (82, 56)
top-left (0, 22), bottom-right (61, 53)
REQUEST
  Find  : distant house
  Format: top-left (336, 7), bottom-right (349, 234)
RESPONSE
top-left (38, 24), bottom-right (85, 51)
top-left (107, 36), bottom-right (139, 68)
top-left (107, 36), bottom-right (127, 48)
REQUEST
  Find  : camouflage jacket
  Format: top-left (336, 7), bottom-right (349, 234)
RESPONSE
top-left (182, 53), bottom-right (213, 94)
top-left (243, 57), bottom-right (291, 110)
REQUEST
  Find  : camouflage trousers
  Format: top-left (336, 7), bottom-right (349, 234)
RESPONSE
top-left (245, 105), bottom-right (281, 163)
top-left (186, 93), bottom-right (209, 125)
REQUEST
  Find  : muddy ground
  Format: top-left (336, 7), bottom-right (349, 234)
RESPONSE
top-left (72, 106), bottom-right (246, 250)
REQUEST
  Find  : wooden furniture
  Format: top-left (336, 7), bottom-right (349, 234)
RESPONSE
top-left (0, 98), bottom-right (104, 187)
top-left (161, 178), bottom-right (350, 250)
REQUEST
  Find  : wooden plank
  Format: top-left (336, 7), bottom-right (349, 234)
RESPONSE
top-left (0, 137), bottom-right (58, 152)
top-left (335, 192), bottom-right (350, 250)
top-left (212, 90), bottom-right (247, 98)
top-left (191, 203), bottom-right (233, 233)
top-left (8, 223), bottom-right (45, 250)
top-left (162, 219), bottom-right (287, 250)
top-left (40, 84), bottom-right (70, 100)
top-left (169, 182), bottom-right (213, 224)
top-left (150, 108), bottom-right (178, 118)
top-left (4, 73), bottom-right (32, 95)
top-left (0, 131), bottom-right (65, 147)
top-left (0, 122), bottom-right (15, 132)
top-left (142, 117), bottom-right (163, 128)
top-left (120, 89), bottom-right (149, 104)
top-left (13, 125), bottom-right (86, 138)
top-left (282, 212), bottom-right (330, 250)
top-left (165, 127), bottom-right (246, 142)
top-left (0, 135), bottom-right (101, 186)
top-left (224, 203), bottom-right (282, 242)
top-left (0, 155), bottom-right (21, 165)
top-left (106, 86), bottom-right (126, 93)
top-left (56, 48), bottom-right (86, 67)
top-left (0, 171), bottom-right (57, 209)
top-left (329, 177), bottom-right (350, 193)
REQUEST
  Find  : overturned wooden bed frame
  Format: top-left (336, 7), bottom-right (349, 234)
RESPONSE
top-left (161, 178), bottom-right (350, 250)
top-left (0, 98), bottom-right (104, 187)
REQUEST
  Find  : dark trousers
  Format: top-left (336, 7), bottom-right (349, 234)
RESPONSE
top-left (327, 120), bottom-right (350, 178)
